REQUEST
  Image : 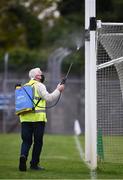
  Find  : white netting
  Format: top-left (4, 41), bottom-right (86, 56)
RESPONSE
top-left (97, 23), bottom-right (123, 163)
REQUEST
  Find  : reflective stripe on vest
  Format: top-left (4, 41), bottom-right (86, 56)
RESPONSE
top-left (20, 79), bottom-right (47, 123)
top-left (35, 109), bottom-right (46, 113)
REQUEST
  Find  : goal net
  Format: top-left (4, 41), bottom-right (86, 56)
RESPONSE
top-left (97, 22), bottom-right (123, 163)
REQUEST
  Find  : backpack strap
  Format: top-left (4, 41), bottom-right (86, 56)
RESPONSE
top-left (31, 82), bottom-right (42, 108)
top-left (34, 97), bottom-right (42, 108)
top-left (23, 82), bottom-right (42, 110)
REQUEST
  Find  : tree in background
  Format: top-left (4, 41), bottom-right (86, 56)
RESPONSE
top-left (0, 0), bottom-right (123, 74)
top-left (8, 4), bottom-right (42, 49)
top-left (0, 2), bottom-right (42, 50)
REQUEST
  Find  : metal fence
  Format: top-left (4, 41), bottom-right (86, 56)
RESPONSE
top-left (0, 76), bottom-right (85, 134)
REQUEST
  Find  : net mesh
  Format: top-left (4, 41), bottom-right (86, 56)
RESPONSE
top-left (97, 23), bottom-right (123, 163)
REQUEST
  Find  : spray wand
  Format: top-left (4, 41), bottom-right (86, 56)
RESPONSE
top-left (60, 62), bottom-right (73, 85)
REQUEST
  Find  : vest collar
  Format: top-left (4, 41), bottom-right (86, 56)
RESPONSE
top-left (28, 79), bottom-right (37, 85)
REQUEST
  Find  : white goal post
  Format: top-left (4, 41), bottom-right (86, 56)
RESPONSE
top-left (85, 0), bottom-right (97, 170)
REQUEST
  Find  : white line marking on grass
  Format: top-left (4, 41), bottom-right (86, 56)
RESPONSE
top-left (74, 135), bottom-right (97, 180)
top-left (74, 135), bottom-right (84, 160)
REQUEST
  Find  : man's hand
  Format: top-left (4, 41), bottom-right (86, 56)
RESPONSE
top-left (57, 84), bottom-right (65, 92)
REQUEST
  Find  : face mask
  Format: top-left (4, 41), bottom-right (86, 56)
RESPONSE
top-left (40, 74), bottom-right (45, 83)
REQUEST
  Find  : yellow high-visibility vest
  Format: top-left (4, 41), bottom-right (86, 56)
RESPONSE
top-left (20, 79), bottom-right (47, 123)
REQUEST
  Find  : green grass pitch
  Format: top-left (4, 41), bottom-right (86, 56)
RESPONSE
top-left (0, 134), bottom-right (123, 179)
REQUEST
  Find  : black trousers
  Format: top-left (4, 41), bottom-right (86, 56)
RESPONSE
top-left (20, 121), bottom-right (45, 166)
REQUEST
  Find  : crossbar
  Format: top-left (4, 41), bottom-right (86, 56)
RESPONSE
top-left (97, 56), bottom-right (123, 70)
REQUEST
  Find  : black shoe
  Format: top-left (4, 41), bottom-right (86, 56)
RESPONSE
top-left (19, 155), bottom-right (27, 171)
top-left (30, 165), bottom-right (45, 170)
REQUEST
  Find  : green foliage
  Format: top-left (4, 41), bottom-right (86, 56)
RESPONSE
top-left (96, 0), bottom-right (123, 22)
top-left (57, 0), bottom-right (84, 26)
top-left (10, 48), bottom-right (47, 72)
top-left (0, 46), bottom-right (84, 75)
top-left (62, 49), bottom-right (84, 76)
top-left (97, 0), bottom-right (113, 14)
top-left (43, 17), bottom-right (74, 46)
top-left (1, 0), bottom-right (123, 75)
top-left (8, 4), bottom-right (42, 49)
top-left (0, 48), bottom-right (48, 73)
top-left (58, 0), bottom-right (84, 16)
top-left (0, 10), bottom-right (26, 49)
top-left (111, 0), bottom-right (123, 22)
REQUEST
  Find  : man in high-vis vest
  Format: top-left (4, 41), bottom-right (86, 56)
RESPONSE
top-left (19, 67), bottom-right (64, 171)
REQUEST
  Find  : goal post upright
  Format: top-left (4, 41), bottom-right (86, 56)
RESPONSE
top-left (90, 16), bottom-right (97, 169)
top-left (85, 0), bottom-right (97, 169)
top-left (85, 0), bottom-right (91, 164)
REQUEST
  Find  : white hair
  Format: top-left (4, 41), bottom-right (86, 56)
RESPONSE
top-left (29, 68), bottom-right (42, 79)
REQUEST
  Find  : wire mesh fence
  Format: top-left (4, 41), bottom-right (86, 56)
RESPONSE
top-left (0, 76), bottom-right (85, 134)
